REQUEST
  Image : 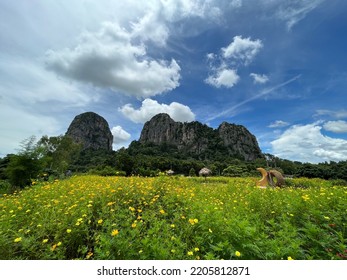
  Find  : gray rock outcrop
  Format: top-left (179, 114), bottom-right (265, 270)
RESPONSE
top-left (139, 113), bottom-right (262, 161)
top-left (66, 112), bottom-right (113, 151)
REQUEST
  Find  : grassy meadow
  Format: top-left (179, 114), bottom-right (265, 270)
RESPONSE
top-left (0, 175), bottom-right (346, 260)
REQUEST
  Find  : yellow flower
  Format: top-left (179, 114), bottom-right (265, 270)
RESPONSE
top-left (66, 229), bottom-right (72, 233)
top-left (86, 251), bottom-right (93, 259)
top-left (131, 223), bottom-right (137, 228)
top-left (209, 228), bottom-right (213, 233)
top-left (187, 251), bottom-right (194, 256)
top-left (14, 237), bottom-right (22, 243)
top-left (129, 206), bottom-right (135, 212)
top-left (170, 224), bottom-right (175, 228)
top-left (97, 219), bottom-right (103, 224)
top-left (159, 209), bottom-right (165, 214)
top-left (111, 229), bottom-right (119, 236)
top-left (235, 251), bottom-right (241, 257)
top-left (42, 239), bottom-right (49, 243)
top-left (287, 256), bottom-right (294, 260)
top-left (194, 247), bottom-right (199, 252)
top-left (51, 244), bottom-right (57, 251)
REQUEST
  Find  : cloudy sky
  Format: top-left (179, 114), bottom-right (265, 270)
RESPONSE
top-left (1, 0), bottom-right (347, 163)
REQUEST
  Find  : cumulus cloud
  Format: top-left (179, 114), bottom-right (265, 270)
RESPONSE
top-left (222, 36), bottom-right (263, 65)
top-left (111, 125), bottom-right (131, 151)
top-left (205, 35), bottom-right (262, 88)
top-left (111, 126), bottom-right (131, 144)
top-left (323, 120), bottom-right (347, 133)
top-left (205, 68), bottom-right (240, 88)
top-left (250, 73), bottom-right (269, 84)
top-left (119, 98), bottom-right (195, 123)
top-left (45, 22), bottom-right (181, 98)
top-left (268, 120), bottom-right (290, 128)
top-left (271, 122), bottom-right (347, 163)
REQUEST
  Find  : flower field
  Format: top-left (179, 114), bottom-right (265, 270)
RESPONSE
top-left (0, 175), bottom-right (346, 260)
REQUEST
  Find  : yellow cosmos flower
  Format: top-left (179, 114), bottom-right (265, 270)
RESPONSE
top-left (42, 239), bottom-right (48, 243)
top-left (235, 251), bottom-right (241, 257)
top-left (66, 229), bottom-right (72, 233)
top-left (159, 209), bottom-right (165, 214)
top-left (97, 219), bottom-right (103, 224)
top-left (287, 256), bottom-right (294, 260)
top-left (111, 229), bottom-right (119, 236)
top-left (14, 237), bottom-right (22, 243)
top-left (188, 218), bottom-right (199, 225)
top-left (131, 223), bottom-right (137, 228)
top-left (187, 251), bottom-right (194, 256)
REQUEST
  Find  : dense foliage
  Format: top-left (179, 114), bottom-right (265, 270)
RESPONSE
top-left (1, 136), bottom-right (347, 193)
top-left (1, 175), bottom-right (346, 260)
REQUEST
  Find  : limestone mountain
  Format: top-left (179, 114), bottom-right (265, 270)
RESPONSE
top-left (66, 112), bottom-right (113, 151)
top-left (138, 113), bottom-right (263, 161)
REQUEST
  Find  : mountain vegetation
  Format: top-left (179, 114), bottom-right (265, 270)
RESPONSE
top-left (1, 112), bottom-right (347, 192)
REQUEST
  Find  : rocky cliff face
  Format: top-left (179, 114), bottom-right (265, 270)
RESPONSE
top-left (217, 122), bottom-right (262, 161)
top-left (66, 112), bottom-right (113, 151)
top-left (139, 113), bottom-right (262, 161)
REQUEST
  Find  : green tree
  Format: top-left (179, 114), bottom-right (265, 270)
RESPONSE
top-left (5, 136), bottom-right (43, 187)
top-left (189, 167), bottom-right (196, 177)
top-left (37, 135), bottom-right (82, 174)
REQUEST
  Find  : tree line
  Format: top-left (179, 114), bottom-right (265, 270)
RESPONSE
top-left (1, 135), bottom-right (347, 192)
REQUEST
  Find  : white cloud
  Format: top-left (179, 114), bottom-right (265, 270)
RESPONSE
top-left (0, 103), bottom-right (61, 157)
top-left (230, 0), bottom-right (242, 8)
top-left (205, 68), bottom-right (240, 88)
top-left (111, 126), bottom-right (131, 151)
top-left (0, 57), bottom-right (96, 156)
top-left (45, 22), bottom-right (181, 98)
top-left (205, 35), bottom-right (262, 88)
top-left (119, 98), bottom-right (195, 123)
top-left (315, 109), bottom-right (347, 119)
top-left (111, 126), bottom-right (131, 144)
top-left (323, 120), bottom-right (347, 133)
top-left (271, 122), bottom-right (347, 163)
top-left (250, 73), bottom-right (269, 84)
top-left (275, 0), bottom-right (325, 30)
top-left (268, 120), bottom-right (290, 128)
top-left (222, 36), bottom-right (263, 65)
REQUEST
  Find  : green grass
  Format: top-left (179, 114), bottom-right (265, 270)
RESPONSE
top-left (0, 175), bottom-right (346, 260)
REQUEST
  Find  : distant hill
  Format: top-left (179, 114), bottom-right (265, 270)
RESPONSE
top-left (66, 112), bottom-right (113, 151)
top-left (136, 113), bottom-right (263, 161)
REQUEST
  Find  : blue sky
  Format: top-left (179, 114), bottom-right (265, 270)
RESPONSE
top-left (1, 0), bottom-right (347, 163)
